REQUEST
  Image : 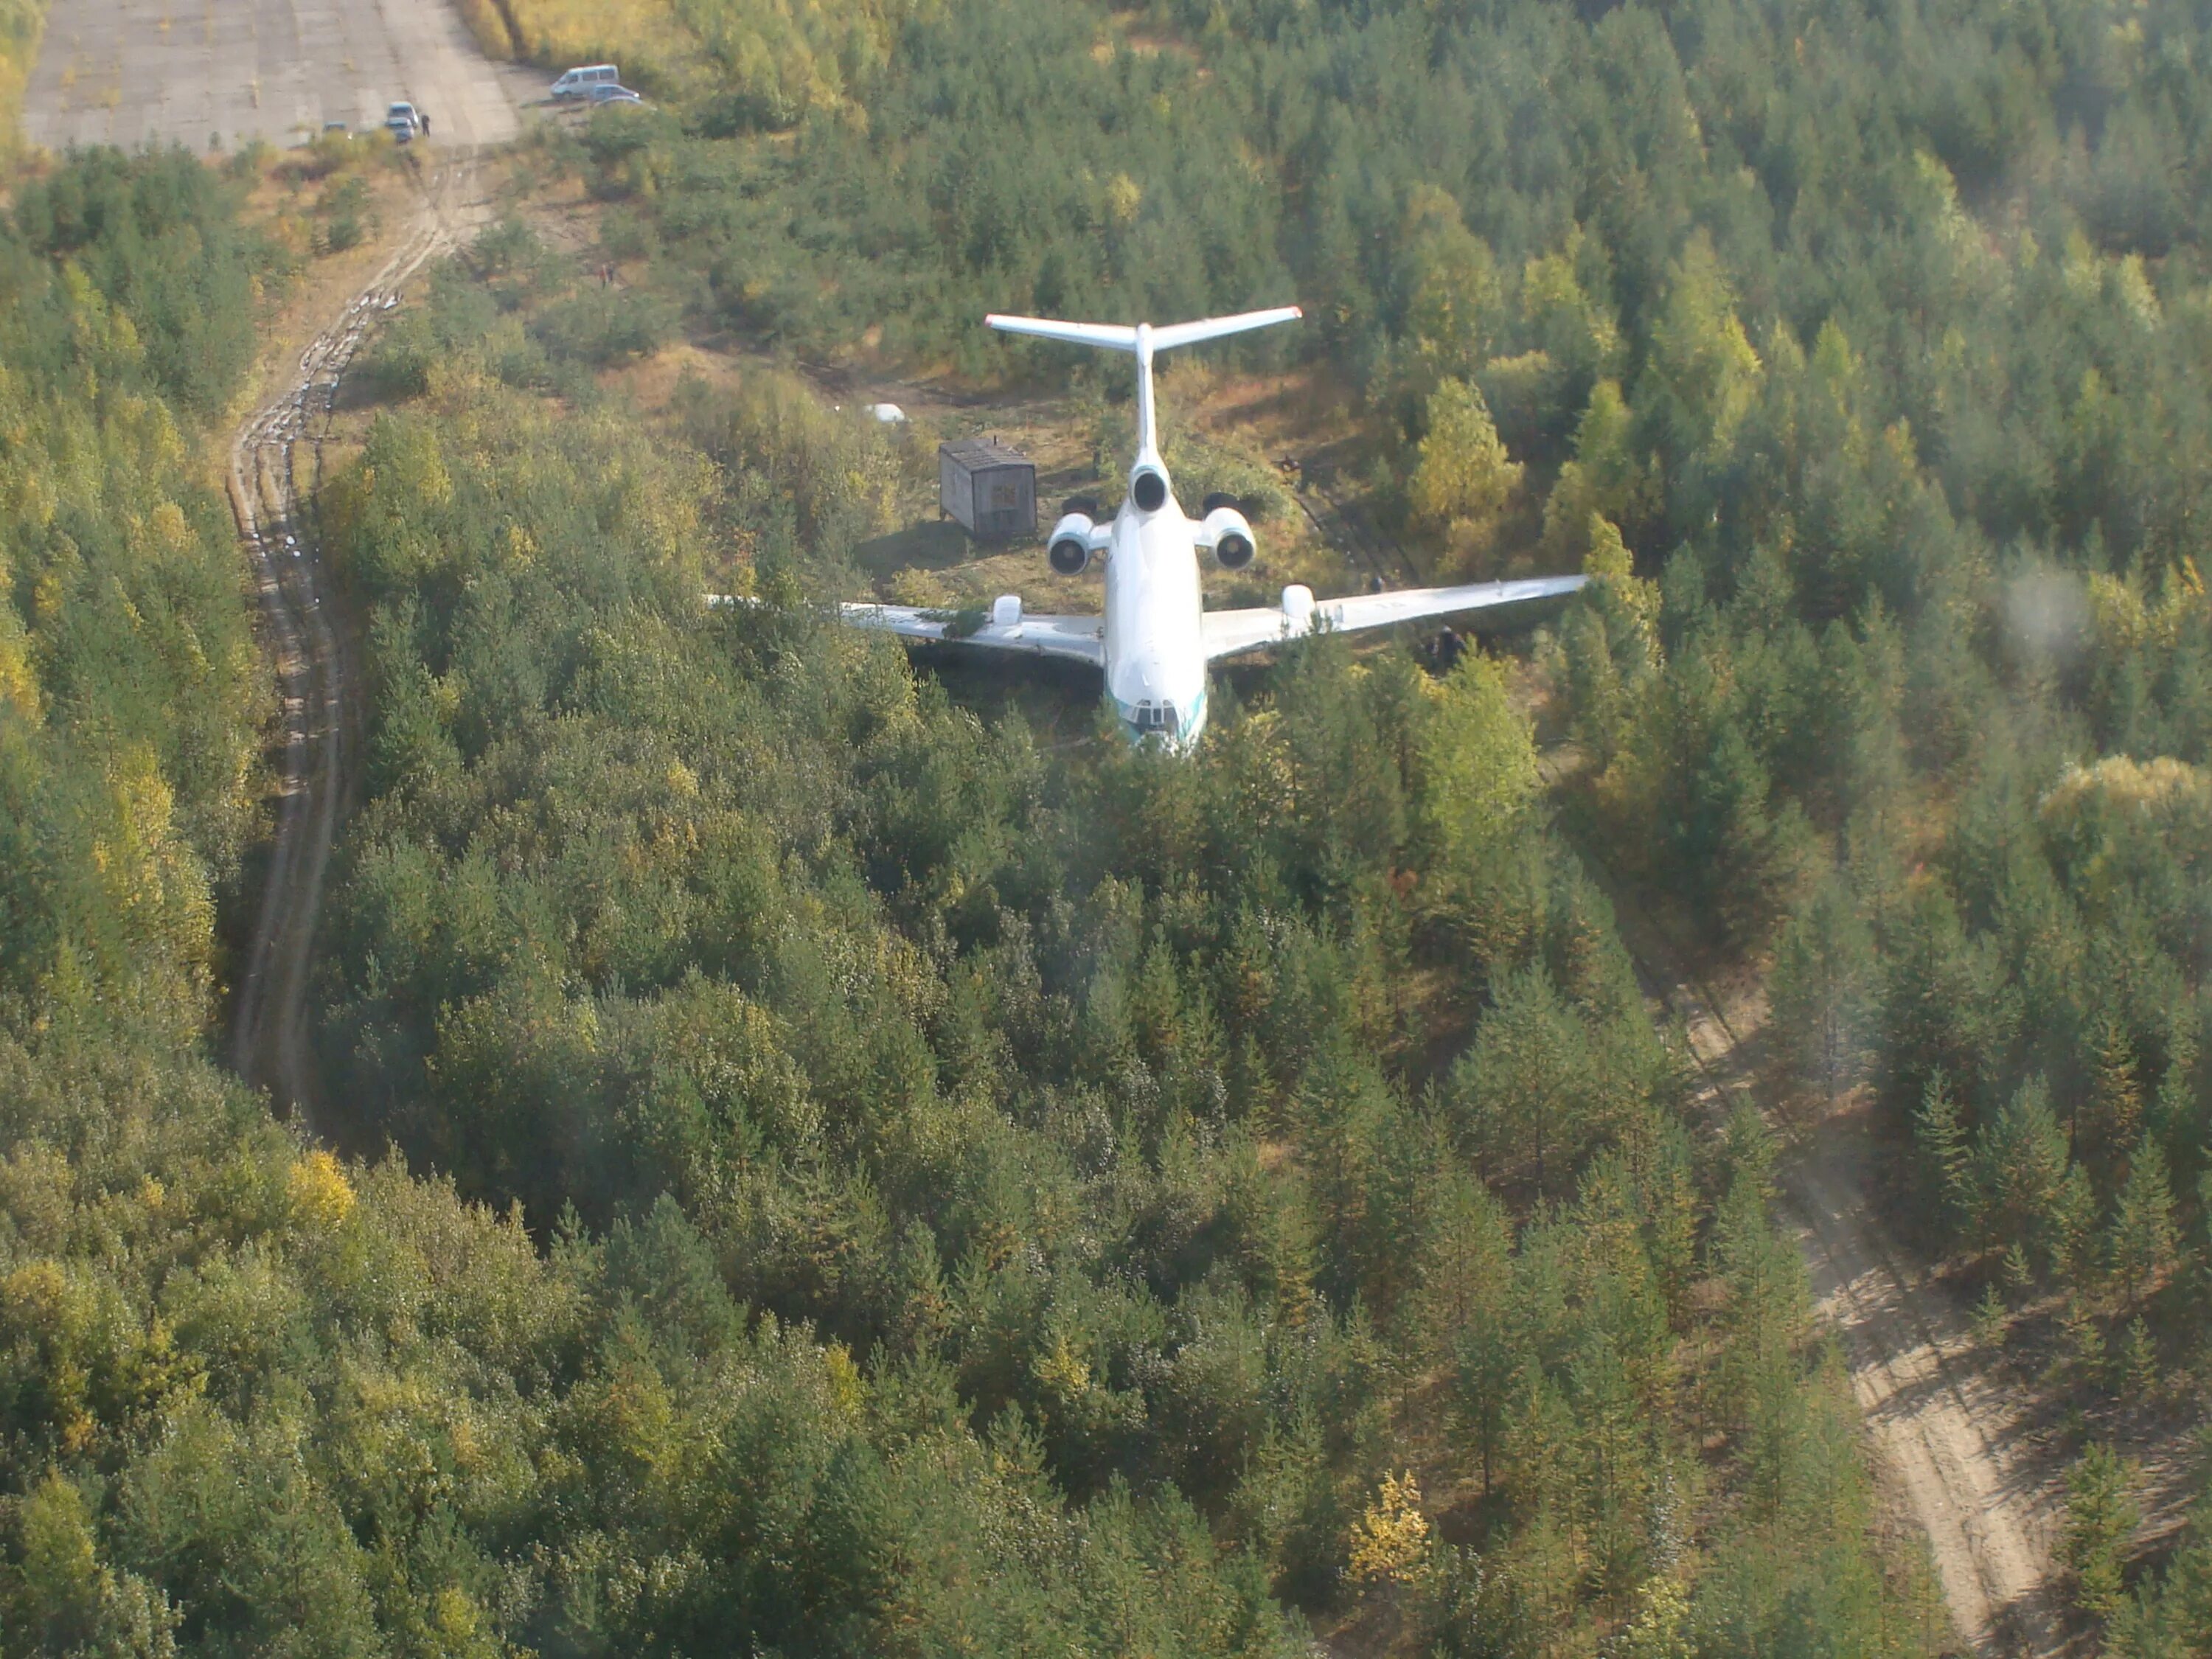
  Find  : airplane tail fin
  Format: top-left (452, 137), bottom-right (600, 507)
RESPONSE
top-left (986, 306), bottom-right (1301, 456)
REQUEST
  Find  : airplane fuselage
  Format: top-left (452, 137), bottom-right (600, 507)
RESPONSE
top-left (1102, 462), bottom-right (1211, 747)
top-left (780, 310), bottom-right (1593, 725)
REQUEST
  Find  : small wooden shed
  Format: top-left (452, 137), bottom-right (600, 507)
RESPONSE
top-left (939, 437), bottom-right (1036, 540)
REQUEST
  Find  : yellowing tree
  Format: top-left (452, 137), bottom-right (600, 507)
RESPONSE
top-left (1105, 172), bottom-right (1144, 227)
top-left (0, 599), bottom-right (38, 723)
top-left (1349, 1471), bottom-right (1430, 1584)
top-left (288, 1151), bottom-right (358, 1230)
top-left (1642, 232), bottom-right (1763, 463)
top-left (1615, 1575), bottom-right (1693, 1659)
top-left (1583, 512), bottom-right (1652, 617)
top-left (1417, 649), bottom-right (1541, 905)
top-left (1522, 229), bottom-right (1621, 383)
top-left (1540, 379), bottom-right (1660, 563)
top-left (1409, 378), bottom-right (1521, 553)
top-left (1402, 186), bottom-right (1502, 386)
top-left (88, 745), bottom-right (215, 1020)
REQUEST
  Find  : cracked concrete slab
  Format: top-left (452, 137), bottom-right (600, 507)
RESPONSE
top-left (24, 0), bottom-right (524, 153)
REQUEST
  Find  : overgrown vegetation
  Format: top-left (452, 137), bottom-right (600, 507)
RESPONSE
top-left (512, 0), bottom-right (2212, 1634)
top-left (0, 148), bottom-right (276, 1009)
top-left (307, 248), bottom-right (1944, 1654)
top-left (0, 150), bottom-right (1942, 1651)
top-left (0, 0), bottom-right (42, 154)
top-left (21, 0), bottom-right (2212, 1635)
top-left (473, 0), bottom-right (905, 123)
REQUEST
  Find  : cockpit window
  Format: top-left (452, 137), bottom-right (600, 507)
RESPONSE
top-left (1129, 700), bottom-right (1178, 737)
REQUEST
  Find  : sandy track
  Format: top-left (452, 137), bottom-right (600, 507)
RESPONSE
top-left (229, 161), bottom-right (481, 1115)
top-left (1792, 1116), bottom-right (2059, 1655)
top-left (1605, 899), bottom-right (2062, 1656)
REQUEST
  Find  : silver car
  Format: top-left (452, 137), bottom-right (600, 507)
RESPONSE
top-left (550, 64), bottom-right (619, 100)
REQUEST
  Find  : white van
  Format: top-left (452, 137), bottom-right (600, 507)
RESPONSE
top-left (550, 65), bottom-right (619, 101)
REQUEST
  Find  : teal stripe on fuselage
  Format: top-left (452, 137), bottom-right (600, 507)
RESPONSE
top-left (1108, 683), bottom-right (1208, 748)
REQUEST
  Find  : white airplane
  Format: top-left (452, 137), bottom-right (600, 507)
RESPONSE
top-left (838, 307), bottom-right (1589, 748)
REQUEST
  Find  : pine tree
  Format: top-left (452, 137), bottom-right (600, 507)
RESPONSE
top-left (1877, 883), bottom-right (2008, 1131)
top-left (1688, 719), bottom-right (1813, 948)
top-left (1409, 1167), bottom-right (1512, 1364)
top-left (2087, 1016), bottom-right (2145, 1177)
top-left (2107, 1138), bottom-right (2177, 1309)
top-left (2149, 1032), bottom-right (2197, 1146)
top-left (1454, 1324), bottom-right (1521, 1498)
top-left (2111, 1315), bottom-right (2157, 1395)
top-left (1975, 1079), bottom-right (2091, 1281)
top-left (1560, 594), bottom-right (1632, 768)
top-left (1912, 1072), bottom-right (1978, 1248)
top-left (2062, 1444), bottom-right (2143, 1621)
top-left (1972, 1283), bottom-right (2010, 1347)
top-left (1768, 876), bottom-right (1877, 1101)
top-left (1836, 607), bottom-right (1910, 838)
top-left (1557, 523), bottom-right (1663, 776)
top-left (1453, 964), bottom-right (1596, 1200)
top-left (1711, 1116), bottom-right (1810, 1437)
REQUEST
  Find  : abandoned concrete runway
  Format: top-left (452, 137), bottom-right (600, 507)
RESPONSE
top-left (24, 0), bottom-right (524, 153)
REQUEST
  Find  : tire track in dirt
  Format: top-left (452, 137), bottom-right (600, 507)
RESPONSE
top-left (1629, 928), bottom-right (2061, 1656)
top-left (229, 160), bottom-right (483, 1117)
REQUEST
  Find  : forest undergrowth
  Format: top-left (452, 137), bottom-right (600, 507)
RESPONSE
top-left (0, 145), bottom-right (1947, 1655)
top-left (465, 0), bottom-right (2212, 1637)
top-left (13, 0), bottom-right (2212, 1644)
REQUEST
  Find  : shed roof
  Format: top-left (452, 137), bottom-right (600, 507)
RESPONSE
top-left (940, 436), bottom-right (1033, 470)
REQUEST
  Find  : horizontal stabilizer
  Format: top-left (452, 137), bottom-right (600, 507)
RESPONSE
top-left (1148, 307), bottom-right (1304, 352)
top-left (990, 305), bottom-right (1304, 456)
top-left (985, 306), bottom-right (1302, 356)
top-left (984, 316), bottom-right (1141, 351)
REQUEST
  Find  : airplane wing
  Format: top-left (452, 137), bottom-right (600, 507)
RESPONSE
top-left (1203, 575), bottom-right (1588, 661)
top-left (841, 602), bottom-right (1105, 666)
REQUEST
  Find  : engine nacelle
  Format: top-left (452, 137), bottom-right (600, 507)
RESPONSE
top-left (1281, 584), bottom-right (1316, 634)
top-left (1202, 504), bottom-right (1256, 571)
top-left (1047, 512), bottom-right (1095, 575)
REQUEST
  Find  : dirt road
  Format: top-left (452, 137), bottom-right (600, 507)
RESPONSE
top-left (229, 161), bottom-right (483, 1115)
top-left (1629, 926), bottom-right (2061, 1655)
